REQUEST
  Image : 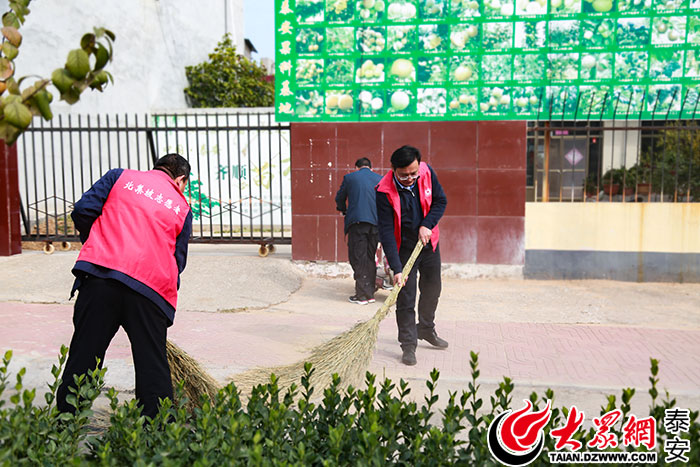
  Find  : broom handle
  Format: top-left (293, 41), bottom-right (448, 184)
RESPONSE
top-left (374, 240), bottom-right (425, 321)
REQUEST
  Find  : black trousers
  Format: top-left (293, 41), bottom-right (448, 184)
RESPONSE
top-left (347, 222), bottom-right (379, 300)
top-left (395, 243), bottom-right (442, 350)
top-left (57, 277), bottom-right (172, 419)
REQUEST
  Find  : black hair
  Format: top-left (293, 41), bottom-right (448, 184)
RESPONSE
top-left (390, 145), bottom-right (421, 169)
top-left (355, 157), bottom-right (372, 168)
top-left (154, 153), bottom-right (191, 180)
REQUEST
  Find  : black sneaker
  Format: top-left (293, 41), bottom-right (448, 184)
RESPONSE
top-left (401, 348), bottom-right (417, 366)
top-left (418, 330), bottom-right (449, 349)
top-left (348, 295), bottom-right (368, 305)
top-left (367, 297), bottom-right (376, 303)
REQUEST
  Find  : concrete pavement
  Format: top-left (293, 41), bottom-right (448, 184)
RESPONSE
top-left (1, 244), bottom-right (699, 418)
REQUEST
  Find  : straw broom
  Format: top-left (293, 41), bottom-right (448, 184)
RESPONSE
top-left (166, 339), bottom-right (221, 408)
top-left (231, 240), bottom-right (425, 395)
top-left (166, 240), bottom-right (425, 402)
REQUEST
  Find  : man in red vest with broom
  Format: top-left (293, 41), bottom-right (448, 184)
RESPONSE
top-left (57, 153), bottom-right (193, 418)
top-left (376, 145), bottom-right (448, 366)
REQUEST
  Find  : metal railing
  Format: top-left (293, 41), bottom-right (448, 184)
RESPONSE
top-left (18, 109), bottom-right (291, 245)
top-left (527, 89), bottom-right (699, 203)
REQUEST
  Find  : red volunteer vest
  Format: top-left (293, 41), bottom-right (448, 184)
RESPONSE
top-left (77, 169), bottom-right (190, 309)
top-left (376, 162), bottom-right (440, 252)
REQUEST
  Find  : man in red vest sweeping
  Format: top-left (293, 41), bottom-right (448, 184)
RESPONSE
top-left (57, 154), bottom-right (193, 418)
top-left (376, 145), bottom-right (448, 366)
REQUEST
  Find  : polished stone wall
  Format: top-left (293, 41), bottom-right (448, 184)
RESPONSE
top-left (290, 121), bottom-right (527, 265)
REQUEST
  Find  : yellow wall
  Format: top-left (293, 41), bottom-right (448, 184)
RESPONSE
top-left (525, 203), bottom-right (700, 254)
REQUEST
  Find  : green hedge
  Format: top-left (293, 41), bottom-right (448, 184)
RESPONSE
top-left (1, 347), bottom-right (698, 465)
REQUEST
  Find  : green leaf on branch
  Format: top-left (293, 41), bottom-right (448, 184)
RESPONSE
top-left (0, 2), bottom-right (116, 145)
top-left (101, 28), bottom-right (116, 42)
top-left (0, 122), bottom-right (21, 144)
top-left (94, 44), bottom-right (110, 70)
top-left (51, 68), bottom-right (74, 94)
top-left (2, 12), bottom-right (20, 28)
top-left (65, 48), bottom-right (90, 80)
top-left (0, 57), bottom-right (14, 80)
top-left (8, 1), bottom-right (30, 23)
top-left (31, 89), bottom-right (53, 120)
top-left (20, 81), bottom-right (37, 99)
top-left (2, 41), bottom-right (18, 60)
top-left (92, 70), bottom-right (109, 87)
top-left (92, 27), bottom-right (116, 51)
top-left (1, 26), bottom-right (21, 47)
top-left (6, 77), bottom-right (19, 95)
top-left (61, 86), bottom-right (81, 105)
top-left (20, 78), bottom-right (49, 100)
top-left (3, 98), bottom-right (33, 128)
top-left (80, 33), bottom-right (95, 53)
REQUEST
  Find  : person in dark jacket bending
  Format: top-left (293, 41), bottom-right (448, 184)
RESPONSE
top-left (57, 154), bottom-right (193, 418)
top-left (335, 157), bottom-right (383, 305)
top-left (376, 146), bottom-right (448, 366)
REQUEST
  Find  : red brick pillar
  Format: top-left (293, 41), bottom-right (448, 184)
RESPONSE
top-left (0, 141), bottom-right (22, 256)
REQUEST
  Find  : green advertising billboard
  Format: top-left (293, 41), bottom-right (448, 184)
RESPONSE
top-left (274, 0), bottom-right (700, 121)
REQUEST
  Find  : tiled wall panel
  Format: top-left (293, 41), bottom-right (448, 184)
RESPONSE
top-left (291, 121), bottom-right (527, 265)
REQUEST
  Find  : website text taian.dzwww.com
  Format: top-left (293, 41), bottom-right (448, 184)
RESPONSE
top-left (548, 451), bottom-right (658, 464)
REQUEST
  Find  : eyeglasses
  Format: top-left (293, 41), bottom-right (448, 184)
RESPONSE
top-left (395, 172), bottom-right (420, 182)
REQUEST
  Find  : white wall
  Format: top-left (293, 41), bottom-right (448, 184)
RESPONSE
top-left (1, 0), bottom-right (244, 114)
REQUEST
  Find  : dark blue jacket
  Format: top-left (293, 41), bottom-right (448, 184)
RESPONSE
top-left (70, 168), bottom-right (193, 324)
top-left (335, 167), bottom-right (383, 234)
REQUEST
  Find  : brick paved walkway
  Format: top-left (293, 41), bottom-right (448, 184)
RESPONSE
top-left (1, 245), bottom-right (698, 416)
top-left (2, 301), bottom-right (698, 401)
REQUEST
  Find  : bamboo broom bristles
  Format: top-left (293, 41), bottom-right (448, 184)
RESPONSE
top-left (168, 241), bottom-right (426, 402)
